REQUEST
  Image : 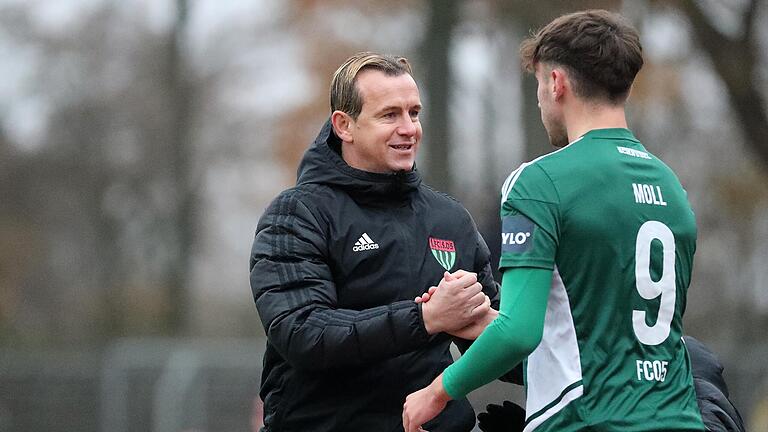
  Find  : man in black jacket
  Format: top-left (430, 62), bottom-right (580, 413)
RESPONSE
top-left (685, 336), bottom-right (745, 432)
top-left (250, 52), bottom-right (499, 432)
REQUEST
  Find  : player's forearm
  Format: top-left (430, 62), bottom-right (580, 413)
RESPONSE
top-left (443, 312), bottom-right (538, 398)
top-left (442, 267), bottom-right (552, 398)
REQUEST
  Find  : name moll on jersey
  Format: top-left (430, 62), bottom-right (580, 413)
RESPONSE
top-left (632, 183), bottom-right (667, 206)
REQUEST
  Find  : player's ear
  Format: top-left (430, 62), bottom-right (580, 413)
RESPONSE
top-left (331, 111), bottom-right (354, 142)
top-left (551, 68), bottom-right (567, 101)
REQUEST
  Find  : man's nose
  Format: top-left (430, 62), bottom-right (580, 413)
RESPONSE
top-left (397, 116), bottom-right (417, 136)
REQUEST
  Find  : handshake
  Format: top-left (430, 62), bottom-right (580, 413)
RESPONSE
top-left (416, 270), bottom-right (498, 340)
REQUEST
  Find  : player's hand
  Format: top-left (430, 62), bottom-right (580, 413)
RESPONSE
top-left (448, 302), bottom-right (497, 340)
top-left (402, 373), bottom-right (451, 432)
top-left (421, 271), bottom-right (488, 334)
top-left (414, 270), bottom-right (467, 303)
top-left (477, 400), bottom-right (526, 432)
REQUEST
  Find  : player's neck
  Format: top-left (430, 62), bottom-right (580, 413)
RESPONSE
top-left (564, 100), bottom-right (628, 142)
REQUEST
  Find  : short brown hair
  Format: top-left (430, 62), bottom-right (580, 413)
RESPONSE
top-left (330, 52), bottom-right (413, 119)
top-left (520, 9), bottom-right (643, 103)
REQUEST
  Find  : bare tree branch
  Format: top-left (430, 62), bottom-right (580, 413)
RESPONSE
top-left (678, 0), bottom-right (768, 171)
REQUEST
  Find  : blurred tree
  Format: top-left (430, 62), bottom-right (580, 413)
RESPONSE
top-left (161, 0), bottom-right (195, 334)
top-left (420, 0), bottom-right (459, 191)
top-left (274, 0), bottom-right (364, 180)
top-left (675, 0), bottom-right (768, 172)
top-left (0, 4), bottom-right (125, 344)
top-left (0, 1), bottom-right (204, 344)
top-left (0, 126), bottom-right (37, 343)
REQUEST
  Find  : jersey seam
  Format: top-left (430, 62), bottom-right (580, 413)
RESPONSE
top-left (530, 164), bottom-right (562, 205)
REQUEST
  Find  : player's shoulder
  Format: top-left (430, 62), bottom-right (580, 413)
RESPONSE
top-left (500, 149), bottom-right (567, 204)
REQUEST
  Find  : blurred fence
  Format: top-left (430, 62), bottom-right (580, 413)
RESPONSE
top-left (0, 338), bottom-right (264, 432)
top-left (3, 338), bottom-right (762, 431)
top-left (0, 338), bottom-right (522, 432)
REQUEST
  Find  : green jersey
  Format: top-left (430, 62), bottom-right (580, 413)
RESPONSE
top-left (500, 129), bottom-right (704, 431)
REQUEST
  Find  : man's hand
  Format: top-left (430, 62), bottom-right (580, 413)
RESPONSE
top-left (449, 305), bottom-right (497, 340)
top-left (414, 286), bottom-right (437, 303)
top-left (402, 373), bottom-right (451, 432)
top-left (415, 270), bottom-right (470, 303)
top-left (421, 271), bottom-right (489, 334)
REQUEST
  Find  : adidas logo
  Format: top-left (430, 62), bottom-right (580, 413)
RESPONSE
top-left (353, 233), bottom-right (379, 252)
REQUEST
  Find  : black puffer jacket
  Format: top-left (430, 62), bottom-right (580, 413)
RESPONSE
top-left (684, 336), bottom-right (746, 432)
top-left (250, 119), bottom-right (499, 432)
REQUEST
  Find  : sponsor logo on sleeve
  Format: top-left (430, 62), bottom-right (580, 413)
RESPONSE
top-left (501, 214), bottom-right (535, 253)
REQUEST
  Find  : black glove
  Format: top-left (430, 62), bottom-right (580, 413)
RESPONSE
top-left (477, 400), bottom-right (526, 432)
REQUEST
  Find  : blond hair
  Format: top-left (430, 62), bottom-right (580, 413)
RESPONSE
top-left (330, 52), bottom-right (412, 119)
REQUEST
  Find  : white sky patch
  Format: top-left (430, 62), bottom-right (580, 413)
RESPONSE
top-left (4, 96), bottom-right (49, 152)
top-left (0, 40), bottom-right (39, 104)
top-left (448, 30), bottom-right (493, 194)
top-left (26, 0), bottom-right (102, 36)
top-left (308, 3), bottom-right (423, 53)
top-left (453, 30), bottom-right (491, 88)
top-left (696, 0), bottom-right (752, 38)
top-left (189, 0), bottom-right (285, 50)
top-left (642, 10), bottom-right (691, 63)
top-left (217, 35), bottom-right (313, 117)
top-left (679, 57), bottom-right (730, 132)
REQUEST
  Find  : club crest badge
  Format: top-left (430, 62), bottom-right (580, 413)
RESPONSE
top-left (429, 237), bottom-right (456, 271)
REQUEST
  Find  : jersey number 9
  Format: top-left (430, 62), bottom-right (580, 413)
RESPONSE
top-left (633, 221), bottom-right (676, 346)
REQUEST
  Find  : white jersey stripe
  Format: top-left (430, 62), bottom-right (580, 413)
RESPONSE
top-left (362, 233), bottom-right (374, 244)
top-left (500, 166), bottom-right (522, 204)
top-left (525, 266), bottom-right (583, 428)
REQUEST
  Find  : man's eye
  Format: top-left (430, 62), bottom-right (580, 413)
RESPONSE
top-left (383, 112), bottom-right (396, 119)
top-left (410, 110), bottom-right (420, 118)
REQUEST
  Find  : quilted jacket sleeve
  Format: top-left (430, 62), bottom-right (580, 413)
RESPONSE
top-left (250, 190), bottom-right (431, 371)
top-left (474, 228), bottom-right (501, 309)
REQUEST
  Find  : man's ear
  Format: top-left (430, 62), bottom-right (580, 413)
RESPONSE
top-left (551, 68), bottom-right (567, 101)
top-left (331, 111), bottom-right (354, 142)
